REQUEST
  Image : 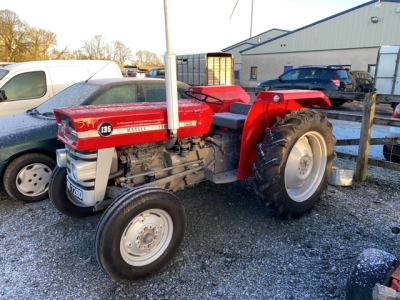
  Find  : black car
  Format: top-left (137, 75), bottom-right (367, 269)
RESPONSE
top-left (0, 78), bottom-right (190, 203)
top-left (382, 103), bottom-right (400, 163)
top-left (255, 66), bottom-right (355, 106)
top-left (349, 70), bottom-right (374, 92)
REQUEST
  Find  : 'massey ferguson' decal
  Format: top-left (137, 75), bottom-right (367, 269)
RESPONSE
top-left (76, 121), bottom-right (197, 139)
top-left (127, 124), bottom-right (167, 133)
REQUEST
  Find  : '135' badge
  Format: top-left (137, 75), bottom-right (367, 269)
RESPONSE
top-left (98, 122), bottom-right (113, 137)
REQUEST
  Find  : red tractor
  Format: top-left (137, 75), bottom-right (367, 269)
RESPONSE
top-left (49, 85), bottom-right (335, 283)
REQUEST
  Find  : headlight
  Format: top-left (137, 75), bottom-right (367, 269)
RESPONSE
top-left (68, 160), bottom-right (97, 181)
top-left (56, 149), bottom-right (67, 167)
top-left (71, 163), bottom-right (78, 180)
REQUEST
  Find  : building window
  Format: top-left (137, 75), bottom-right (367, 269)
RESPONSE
top-left (250, 67), bottom-right (257, 80)
top-left (284, 66), bottom-right (293, 72)
top-left (234, 70), bottom-right (240, 80)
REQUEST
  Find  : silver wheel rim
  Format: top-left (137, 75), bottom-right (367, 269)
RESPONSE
top-left (284, 131), bottom-right (327, 202)
top-left (120, 208), bottom-right (173, 267)
top-left (16, 163), bottom-right (53, 197)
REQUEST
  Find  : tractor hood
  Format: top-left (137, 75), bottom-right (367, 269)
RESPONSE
top-left (54, 100), bottom-right (214, 151)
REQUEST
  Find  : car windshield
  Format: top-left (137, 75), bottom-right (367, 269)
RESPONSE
top-left (0, 69), bottom-right (8, 81)
top-left (35, 82), bottom-right (100, 115)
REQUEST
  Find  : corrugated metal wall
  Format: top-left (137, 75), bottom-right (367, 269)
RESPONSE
top-left (244, 2), bottom-right (400, 55)
top-left (239, 1), bottom-right (400, 87)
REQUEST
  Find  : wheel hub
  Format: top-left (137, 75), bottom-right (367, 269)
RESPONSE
top-left (135, 225), bottom-right (159, 250)
top-left (16, 163), bottom-right (52, 196)
top-left (120, 209), bottom-right (173, 267)
top-left (284, 132), bottom-right (327, 203)
top-left (286, 138), bottom-right (314, 188)
top-left (298, 155), bottom-right (311, 176)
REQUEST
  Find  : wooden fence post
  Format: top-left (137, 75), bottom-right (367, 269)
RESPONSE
top-left (355, 93), bottom-right (377, 181)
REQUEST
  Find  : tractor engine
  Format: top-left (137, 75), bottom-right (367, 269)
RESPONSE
top-left (60, 129), bottom-right (242, 210)
top-left (116, 138), bottom-right (212, 190)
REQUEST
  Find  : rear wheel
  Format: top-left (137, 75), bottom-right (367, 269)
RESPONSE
top-left (96, 187), bottom-right (186, 283)
top-left (356, 86), bottom-right (363, 93)
top-left (3, 153), bottom-right (55, 202)
top-left (345, 248), bottom-right (399, 300)
top-left (252, 108), bottom-right (335, 219)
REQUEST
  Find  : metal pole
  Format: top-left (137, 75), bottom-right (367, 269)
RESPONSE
top-left (163, 0), bottom-right (179, 135)
top-left (250, 0), bottom-right (254, 38)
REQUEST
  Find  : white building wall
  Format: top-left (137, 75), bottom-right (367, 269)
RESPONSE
top-left (238, 1), bottom-right (400, 88)
top-left (222, 29), bottom-right (289, 85)
top-left (241, 48), bottom-right (378, 88)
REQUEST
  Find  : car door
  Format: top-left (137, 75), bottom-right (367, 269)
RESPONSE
top-left (275, 69), bottom-right (301, 89)
top-left (294, 68), bottom-right (320, 90)
top-left (0, 70), bottom-right (52, 117)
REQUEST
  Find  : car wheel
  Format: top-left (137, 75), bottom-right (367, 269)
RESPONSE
top-left (382, 144), bottom-right (400, 163)
top-left (331, 100), bottom-right (346, 106)
top-left (356, 86), bottom-right (363, 92)
top-left (3, 153), bottom-right (56, 202)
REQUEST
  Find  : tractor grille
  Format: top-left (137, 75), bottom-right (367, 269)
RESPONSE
top-left (66, 146), bottom-right (98, 189)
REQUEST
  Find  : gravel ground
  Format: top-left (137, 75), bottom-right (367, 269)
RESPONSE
top-left (0, 157), bottom-right (399, 300)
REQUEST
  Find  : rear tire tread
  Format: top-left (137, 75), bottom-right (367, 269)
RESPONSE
top-left (252, 108), bottom-right (336, 219)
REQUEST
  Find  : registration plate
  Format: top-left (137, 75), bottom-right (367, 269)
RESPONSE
top-left (346, 84), bottom-right (352, 89)
top-left (67, 180), bottom-right (83, 200)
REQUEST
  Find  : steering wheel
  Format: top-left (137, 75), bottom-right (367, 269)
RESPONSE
top-left (185, 90), bottom-right (224, 105)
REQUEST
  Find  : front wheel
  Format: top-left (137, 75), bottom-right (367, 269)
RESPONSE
top-left (345, 248), bottom-right (399, 300)
top-left (95, 187), bottom-right (186, 283)
top-left (48, 166), bottom-right (97, 218)
top-left (252, 108), bottom-right (336, 219)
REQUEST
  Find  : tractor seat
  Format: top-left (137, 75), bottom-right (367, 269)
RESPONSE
top-left (212, 102), bottom-right (252, 129)
top-left (229, 102), bottom-right (252, 115)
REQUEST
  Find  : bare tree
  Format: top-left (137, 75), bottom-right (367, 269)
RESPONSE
top-left (0, 9), bottom-right (159, 69)
top-left (48, 47), bottom-right (87, 60)
top-left (82, 35), bottom-right (112, 60)
top-left (26, 28), bottom-right (57, 60)
top-left (134, 50), bottom-right (163, 67)
top-left (0, 9), bottom-right (30, 61)
top-left (112, 40), bottom-right (132, 69)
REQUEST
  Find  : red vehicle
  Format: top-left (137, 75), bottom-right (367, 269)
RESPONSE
top-left (345, 248), bottom-right (400, 299)
top-left (49, 85), bottom-right (335, 283)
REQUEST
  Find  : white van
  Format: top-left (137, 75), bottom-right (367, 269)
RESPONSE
top-left (0, 60), bottom-right (122, 117)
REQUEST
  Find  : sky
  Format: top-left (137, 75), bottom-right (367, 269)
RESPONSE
top-left (1, 0), bottom-right (370, 60)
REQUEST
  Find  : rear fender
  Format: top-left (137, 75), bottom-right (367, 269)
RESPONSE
top-left (237, 90), bottom-right (331, 180)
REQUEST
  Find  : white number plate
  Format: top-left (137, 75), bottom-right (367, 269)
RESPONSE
top-left (67, 181), bottom-right (83, 200)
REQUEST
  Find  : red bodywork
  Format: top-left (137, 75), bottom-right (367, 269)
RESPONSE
top-left (237, 89), bottom-right (331, 179)
top-left (188, 85), bottom-right (251, 113)
top-left (54, 86), bottom-right (331, 181)
top-left (55, 100), bottom-right (214, 150)
top-left (389, 265), bottom-right (400, 290)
